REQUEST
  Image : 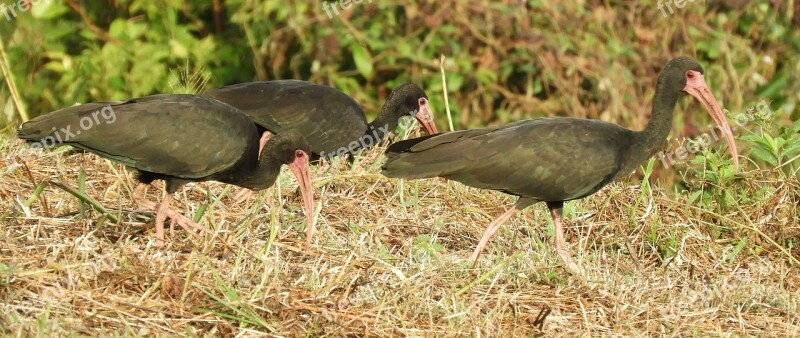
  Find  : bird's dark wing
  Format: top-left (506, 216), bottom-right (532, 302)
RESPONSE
top-left (383, 118), bottom-right (634, 201)
top-left (202, 80), bottom-right (367, 155)
top-left (18, 94), bottom-right (256, 179)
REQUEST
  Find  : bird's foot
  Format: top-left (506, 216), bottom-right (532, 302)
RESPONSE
top-left (169, 217), bottom-right (177, 237)
top-left (167, 211), bottom-right (210, 239)
top-left (556, 248), bottom-right (580, 272)
top-left (133, 191), bottom-right (212, 246)
top-left (468, 243), bottom-right (490, 261)
top-left (156, 206), bottom-right (212, 237)
top-left (233, 188), bottom-right (255, 204)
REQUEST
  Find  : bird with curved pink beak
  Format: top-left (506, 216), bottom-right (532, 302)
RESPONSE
top-left (235, 131), bottom-right (316, 247)
top-left (288, 150), bottom-right (316, 247)
top-left (382, 57), bottom-right (740, 270)
top-left (201, 81), bottom-right (439, 160)
top-left (413, 97), bottom-right (439, 135)
top-left (682, 70), bottom-right (739, 171)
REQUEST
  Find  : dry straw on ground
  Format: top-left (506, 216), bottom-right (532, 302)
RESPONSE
top-left (1, 130), bottom-right (798, 337)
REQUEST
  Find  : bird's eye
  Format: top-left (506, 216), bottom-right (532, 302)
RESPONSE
top-left (418, 98), bottom-right (427, 106)
top-left (295, 150), bottom-right (305, 158)
top-left (686, 71), bottom-right (695, 78)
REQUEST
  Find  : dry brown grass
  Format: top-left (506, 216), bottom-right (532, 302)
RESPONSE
top-left (1, 131), bottom-right (799, 337)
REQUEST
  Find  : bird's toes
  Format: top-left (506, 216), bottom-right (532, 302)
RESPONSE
top-left (565, 261), bottom-right (581, 273)
top-left (233, 188), bottom-right (254, 204)
top-left (174, 214), bottom-right (211, 236)
top-left (169, 217), bottom-right (177, 237)
top-left (556, 249), bottom-right (581, 272)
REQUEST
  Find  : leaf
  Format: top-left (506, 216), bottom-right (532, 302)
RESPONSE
top-left (396, 42), bottom-right (413, 58)
top-left (169, 39), bottom-right (189, 59)
top-left (412, 234), bottom-right (442, 255)
top-left (749, 147), bottom-right (779, 166)
top-left (688, 190), bottom-right (703, 205)
top-left (691, 154), bottom-right (706, 165)
top-left (719, 165), bottom-right (735, 180)
top-left (31, 1), bottom-right (69, 19)
top-left (475, 68), bottom-right (498, 84)
top-left (108, 19), bottom-right (128, 40)
top-left (722, 190), bottom-right (735, 206)
top-left (765, 135), bottom-right (785, 154)
top-left (741, 134), bottom-right (776, 155)
top-left (791, 120), bottom-right (800, 133)
top-left (780, 140), bottom-right (800, 159)
top-left (352, 43), bottom-right (374, 78)
top-left (755, 69), bottom-right (787, 100)
top-left (447, 74), bottom-right (465, 91)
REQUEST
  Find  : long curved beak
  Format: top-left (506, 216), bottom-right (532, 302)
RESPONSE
top-left (288, 152), bottom-right (315, 247)
top-left (414, 100), bottom-right (439, 135)
top-left (683, 73), bottom-right (739, 172)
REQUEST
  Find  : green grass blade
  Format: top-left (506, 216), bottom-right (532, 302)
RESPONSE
top-left (48, 180), bottom-right (119, 223)
top-left (23, 181), bottom-right (47, 208)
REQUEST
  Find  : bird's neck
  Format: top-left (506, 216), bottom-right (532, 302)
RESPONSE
top-left (630, 82), bottom-right (679, 164)
top-left (251, 155), bottom-right (283, 190)
top-left (366, 101), bottom-right (403, 144)
top-left (221, 141), bottom-right (282, 190)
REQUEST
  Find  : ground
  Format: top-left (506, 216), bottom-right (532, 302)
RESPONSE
top-left (1, 132), bottom-right (798, 337)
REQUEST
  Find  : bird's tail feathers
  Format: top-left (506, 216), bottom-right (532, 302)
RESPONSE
top-left (17, 102), bottom-right (119, 143)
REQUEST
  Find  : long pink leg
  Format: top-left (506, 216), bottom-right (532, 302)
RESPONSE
top-left (153, 193), bottom-right (173, 247)
top-left (550, 207), bottom-right (579, 271)
top-left (469, 206), bottom-right (518, 261)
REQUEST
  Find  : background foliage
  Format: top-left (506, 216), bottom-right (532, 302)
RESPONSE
top-left (0, 0), bottom-right (798, 176)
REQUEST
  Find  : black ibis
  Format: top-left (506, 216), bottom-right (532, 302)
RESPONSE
top-left (381, 57), bottom-right (739, 268)
top-left (17, 94), bottom-right (315, 247)
top-left (202, 80), bottom-right (438, 160)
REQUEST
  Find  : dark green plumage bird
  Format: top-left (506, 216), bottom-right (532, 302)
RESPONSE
top-left (202, 80), bottom-right (438, 160)
top-left (18, 94), bottom-right (316, 247)
top-left (382, 57), bottom-right (739, 269)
